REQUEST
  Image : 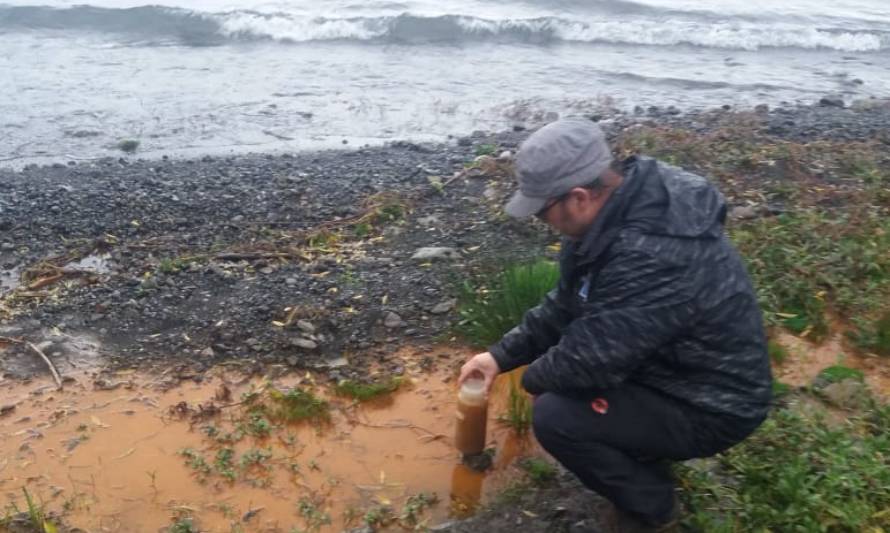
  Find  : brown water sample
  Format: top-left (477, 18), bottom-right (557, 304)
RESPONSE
top-left (455, 377), bottom-right (488, 456)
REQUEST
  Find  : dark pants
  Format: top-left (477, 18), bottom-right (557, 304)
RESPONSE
top-left (532, 385), bottom-right (762, 525)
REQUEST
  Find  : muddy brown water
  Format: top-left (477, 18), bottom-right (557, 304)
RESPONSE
top-left (0, 352), bottom-right (534, 532)
top-left (773, 331), bottom-right (890, 397)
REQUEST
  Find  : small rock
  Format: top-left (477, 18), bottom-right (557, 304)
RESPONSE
top-left (417, 215), bottom-right (441, 226)
top-left (0, 404), bottom-right (15, 416)
top-left (411, 247), bottom-right (460, 261)
top-left (315, 355), bottom-right (349, 369)
top-left (430, 299), bottom-right (456, 315)
top-left (287, 356), bottom-right (299, 366)
top-left (200, 347), bottom-right (215, 357)
top-left (819, 95), bottom-right (845, 108)
top-left (259, 267), bottom-right (274, 275)
top-left (820, 379), bottom-right (868, 409)
top-left (483, 186), bottom-right (499, 201)
top-left (384, 312), bottom-right (403, 329)
top-left (296, 320), bottom-right (316, 334)
top-left (291, 338), bottom-right (318, 350)
top-left (285, 277), bottom-right (298, 286)
top-left (462, 452), bottom-right (493, 472)
top-left (730, 205), bottom-right (759, 220)
top-left (497, 150), bottom-right (513, 162)
top-left (428, 521), bottom-right (457, 532)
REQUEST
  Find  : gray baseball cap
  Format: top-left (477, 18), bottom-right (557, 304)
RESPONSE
top-left (505, 118), bottom-right (612, 218)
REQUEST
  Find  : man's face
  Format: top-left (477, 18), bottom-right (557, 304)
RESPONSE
top-left (536, 188), bottom-right (603, 239)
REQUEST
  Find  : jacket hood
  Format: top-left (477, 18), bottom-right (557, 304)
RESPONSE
top-left (574, 156), bottom-right (727, 262)
top-left (624, 156), bottom-right (727, 238)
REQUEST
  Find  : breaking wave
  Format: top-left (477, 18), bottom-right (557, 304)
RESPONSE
top-left (1, 5), bottom-right (887, 51)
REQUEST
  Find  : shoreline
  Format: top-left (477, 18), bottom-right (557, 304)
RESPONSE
top-left (2, 99), bottom-right (890, 382)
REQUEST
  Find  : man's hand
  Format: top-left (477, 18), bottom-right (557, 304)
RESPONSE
top-left (458, 352), bottom-right (501, 394)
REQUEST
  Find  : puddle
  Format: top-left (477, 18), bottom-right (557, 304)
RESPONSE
top-left (0, 265), bottom-right (22, 295)
top-left (66, 253), bottom-right (113, 274)
top-left (0, 351), bottom-right (536, 532)
top-left (0, 254), bottom-right (111, 297)
top-left (773, 331), bottom-right (890, 398)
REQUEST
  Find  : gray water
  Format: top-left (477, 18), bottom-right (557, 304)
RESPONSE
top-left (2, 0), bottom-right (889, 167)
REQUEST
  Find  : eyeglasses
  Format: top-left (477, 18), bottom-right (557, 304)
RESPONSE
top-left (535, 192), bottom-right (570, 219)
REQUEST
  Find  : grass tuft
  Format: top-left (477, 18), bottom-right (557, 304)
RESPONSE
top-left (474, 143), bottom-right (498, 156)
top-left (457, 259), bottom-right (560, 347)
top-left (766, 339), bottom-right (789, 364)
top-left (519, 457), bottom-right (558, 486)
top-left (334, 377), bottom-right (402, 401)
top-left (265, 386), bottom-right (330, 423)
top-left (499, 372), bottom-right (532, 433)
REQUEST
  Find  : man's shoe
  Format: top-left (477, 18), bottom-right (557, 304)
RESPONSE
top-left (603, 495), bottom-right (680, 533)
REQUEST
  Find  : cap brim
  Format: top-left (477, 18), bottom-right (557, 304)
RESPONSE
top-left (504, 190), bottom-right (548, 219)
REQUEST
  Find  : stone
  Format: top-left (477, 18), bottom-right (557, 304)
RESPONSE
top-left (430, 299), bottom-right (456, 315)
top-left (296, 320), bottom-right (316, 334)
top-left (462, 452), bottom-right (493, 472)
top-left (287, 356), bottom-right (299, 366)
top-left (820, 379), bottom-right (869, 409)
top-left (199, 347), bottom-right (215, 357)
top-left (729, 205), bottom-right (759, 220)
top-left (291, 338), bottom-right (318, 350)
top-left (285, 277), bottom-right (298, 285)
top-left (411, 247), bottom-right (459, 261)
top-left (259, 267), bottom-right (274, 275)
top-left (315, 355), bottom-right (349, 369)
top-left (417, 215), bottom-right (441, 226)
top-left (384, 311), bottom-right (403, 329)
top-left (819, 95), bottom-right (845, 108)
top-left (0, 404), bottom-right (15, 416)
top-left (483, 186), bottom-right (498, 201)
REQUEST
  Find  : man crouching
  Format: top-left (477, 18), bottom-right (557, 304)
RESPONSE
top-left (459, 118), bottom-right (771, 531)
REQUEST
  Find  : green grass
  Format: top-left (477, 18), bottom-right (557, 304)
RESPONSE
top-left (474, 143), bottom-right (498, 156)
top-left (815, 364), bottom-right (865, 385)
top-left (334, 377), bottom-right (402, 401)
top-left (766, 339), bottom-right (789, 364)
top-left (499, 372), bottom-right (532, 433)
top-left (264, 386), bottom-right (330, 423)
top-left (678, 398), bottom-right (890, 531)
top-left (297, 497), bottom-right (332, 532)
top-left (457, 259), bottom-right (560, 347)
top-left (519, 457), bottom-right (558, 486)
top-left (6, 488), bottom-right (60, 533)
top-left (851, 311), bottom-right (890, 356)
top-left (730, 209), bottom-right (890, 339)
top-left (399, 492), bottom-right (438, 526)
top-left (168, 516), bottom-right (198, 533)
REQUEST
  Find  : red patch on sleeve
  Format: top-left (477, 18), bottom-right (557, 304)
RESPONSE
top-left (590, 398), bottom-right (609, 415)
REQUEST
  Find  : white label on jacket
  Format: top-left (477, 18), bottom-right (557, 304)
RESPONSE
top-left (578, 274), bottom-right (591, 301)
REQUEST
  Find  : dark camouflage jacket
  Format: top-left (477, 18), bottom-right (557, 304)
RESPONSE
top-left (489, 156), bottom-right (772, 420)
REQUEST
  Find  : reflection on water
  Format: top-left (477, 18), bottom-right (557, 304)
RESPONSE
top-left (0, 265), bottom-right (22, 294)
top-left (66, 253), bottom-right (113, 274)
